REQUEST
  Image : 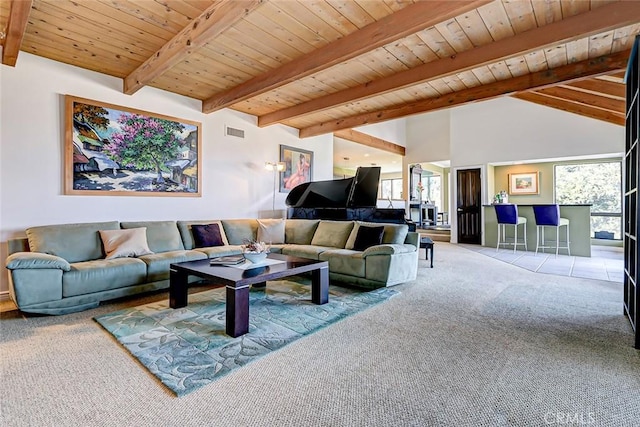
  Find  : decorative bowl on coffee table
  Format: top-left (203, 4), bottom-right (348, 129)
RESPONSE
top-left (243, 252), bottom-right (268, 264)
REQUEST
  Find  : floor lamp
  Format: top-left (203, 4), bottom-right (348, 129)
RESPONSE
top-left (265, 162), bottom-right (285, 215)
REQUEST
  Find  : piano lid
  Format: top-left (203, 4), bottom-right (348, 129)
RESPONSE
top-left (285, 166), bottom-right (381, 208)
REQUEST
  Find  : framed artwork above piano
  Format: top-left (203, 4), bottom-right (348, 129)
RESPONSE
top-left (280, 145), bottom-right (313, 193)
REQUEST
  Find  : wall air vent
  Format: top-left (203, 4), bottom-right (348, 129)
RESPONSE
top-left (225, 126), bottom-right (245, 139)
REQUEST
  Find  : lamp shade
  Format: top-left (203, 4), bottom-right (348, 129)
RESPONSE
top-left (265, 162), bottom-right (285, 171)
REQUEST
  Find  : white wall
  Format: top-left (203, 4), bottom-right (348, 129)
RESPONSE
top-left (406, 109), bottom-right (450, 163)
top-left (406, 97), bottom-right (624, 168)
top-left (450, 97), bottom-right (624, 167)
top-left (356, 119), bottom-right (407, 146)
top-left (0, 53), bottom-right (333, 294)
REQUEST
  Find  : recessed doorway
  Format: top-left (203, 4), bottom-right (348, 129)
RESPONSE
top-left (456, 168), bottom-right (482, 244)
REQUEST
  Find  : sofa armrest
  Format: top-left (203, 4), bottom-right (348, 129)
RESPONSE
top-left (6, 252), bottom-right (71, 271)
top-left (404, 231), bottom-right (419, 247)
top-left (362, 244), bottom-right (416, 257)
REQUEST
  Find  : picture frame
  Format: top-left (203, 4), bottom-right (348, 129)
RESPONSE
top-left (65, 95), bottom-right (202, 196)
top-left (508, 171), bottom-right (540, 195)
top-left (280, 145), bottom-right (313, 192)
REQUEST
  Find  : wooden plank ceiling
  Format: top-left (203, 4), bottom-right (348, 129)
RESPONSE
top-left (1, 0), bottom-right (637, 137)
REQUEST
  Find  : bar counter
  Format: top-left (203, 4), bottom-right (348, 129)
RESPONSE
top-left (483, 204), bottom-right (592, 257)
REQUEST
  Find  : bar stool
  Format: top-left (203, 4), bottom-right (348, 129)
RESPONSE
top-left (494, 204), bottom-right (527, 253)
top-left (532, 204), bottom-right (570, 257)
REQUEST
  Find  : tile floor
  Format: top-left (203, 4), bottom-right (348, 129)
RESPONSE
top-left (462, 244), bottom-right (624, 283)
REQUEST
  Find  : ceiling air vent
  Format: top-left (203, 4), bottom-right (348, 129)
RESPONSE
top-left (225, 126), bottom-right (245, 139)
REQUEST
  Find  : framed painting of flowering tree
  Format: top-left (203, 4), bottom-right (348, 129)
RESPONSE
top-left (64, 95), bottom-right (202, 196)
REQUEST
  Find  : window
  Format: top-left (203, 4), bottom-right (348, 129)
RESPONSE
top-left (380, 178), bottom-right (402, 199)
top-left (555, 162), bottom-right (622, 239)
top-left (424, 175), bottom-right (442, 210)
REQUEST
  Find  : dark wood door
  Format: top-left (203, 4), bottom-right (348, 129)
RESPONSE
top-left (457, 168), bottom-right (482, 244)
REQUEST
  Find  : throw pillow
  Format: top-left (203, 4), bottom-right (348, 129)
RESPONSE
top-left (192, 223), bottom-right (226, 248)
top-left (346, 222), bottom-right (408, 248)
top-left (310, 220), bottom-right (355, 248)
top-left (257, 219), bottom-right (285, 244)
top-left (353, 225), bottom-right (385, 252)
top-left (99, 227), bottom-right (154, 259)
top-left (285, 219), bottom-right (320, 244)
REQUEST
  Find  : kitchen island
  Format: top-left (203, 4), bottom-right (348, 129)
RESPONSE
top-left (483, 204), bottom-right (592, 257)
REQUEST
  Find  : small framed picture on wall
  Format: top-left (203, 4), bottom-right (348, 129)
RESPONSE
top-left (508, 171), bottom-right (540, 195)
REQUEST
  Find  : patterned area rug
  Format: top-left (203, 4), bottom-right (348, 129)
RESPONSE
top-left (95, 278), bottom-right (398, 396)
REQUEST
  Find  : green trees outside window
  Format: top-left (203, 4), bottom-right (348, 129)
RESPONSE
top-left (555, 162), bottom-right (622, 239)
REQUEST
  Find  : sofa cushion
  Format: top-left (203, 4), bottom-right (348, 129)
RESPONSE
top-left (26, 221), bottom-right (120, 263)
top-left (62, 258), bottom-right (147, 297)
top-left (192, 223), bottom-right (226, 248)
top-left (319, 249), bottom-right (365, 277)
top-left (353, 225), bottom-right (384, 251)
top-left (267, 244), bottom-right (285, 254)
top-left (257, 219), bottom-right (285, 244)
top-left (345, 221), bottom-right (409, 249)
top-left (378, 223), bottom-right (409, 245)
top-left (221, 219), bottom-right (257, 245)
top-left (193, 245), bottom-right (243, 258)
top-left (281, 245), bottom-right (333, 260)
top-left (121, 221), bottom-right (184, 253)
top-left (177, 220), bottom-right (229, 250)
top-left (310, 220), bottom-right (354, 248)
top-left (99, 227), bottom-right (154, 259)
top-left (138, 250), bottom-right (207, 282)
top-left (285, 219), bottom-right (320, 245)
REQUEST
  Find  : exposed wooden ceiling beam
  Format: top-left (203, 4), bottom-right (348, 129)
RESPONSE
top-left (513, 92), bottom-right (625, 126)
top-left (535, 86), bottom-right (625, 113)
top-left (564, 79), bottom-right (625, 100)
top-left (2, 0), bottom-right (33, 66)
top-left (123, 0), bottom-right (263, 95)
top-left (298, 50), bottom-right (630, 138)
top-left (258, 1), bottom-right (639, 127)
top-left (334, 129), bottom-right (405, 156)
top-left (201, 0), bottom-right (490, 113)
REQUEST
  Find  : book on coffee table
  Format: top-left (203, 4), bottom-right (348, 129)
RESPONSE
top-left (227, 258), bottom-right (286, 270)
top-left (209, 255), bottom-right (245, 265)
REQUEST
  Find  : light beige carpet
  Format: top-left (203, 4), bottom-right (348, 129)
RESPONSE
top-left (1, 243), bottom-right (639, 427)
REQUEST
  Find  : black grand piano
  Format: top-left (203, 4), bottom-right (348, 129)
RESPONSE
top-left (285, 166), bottom-right (414, 230)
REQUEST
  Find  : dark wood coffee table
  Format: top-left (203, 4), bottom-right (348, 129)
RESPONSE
top-left (169, 253), bottom-right (329, 337)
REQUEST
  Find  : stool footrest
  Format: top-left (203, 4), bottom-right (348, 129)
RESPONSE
top-left (496, 222), bottom-right (527, 254)
top-left (535, 223), bottom-right (570, 257)
top-left (419, 236), bottom-right (434, 268)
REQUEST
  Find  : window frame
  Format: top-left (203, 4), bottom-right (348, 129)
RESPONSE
top-left (380, 178), bottom-right (403, 200)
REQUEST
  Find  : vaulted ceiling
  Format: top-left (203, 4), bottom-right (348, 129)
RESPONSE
top-left (1, 0), bottom-right (636, 138)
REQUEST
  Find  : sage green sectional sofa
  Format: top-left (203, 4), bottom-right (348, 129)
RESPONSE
top-left (5, 218), bottom-right (419, 315)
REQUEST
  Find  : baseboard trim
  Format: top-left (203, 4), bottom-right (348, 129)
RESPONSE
top-left (0, 291), bottom-right (10, 302)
